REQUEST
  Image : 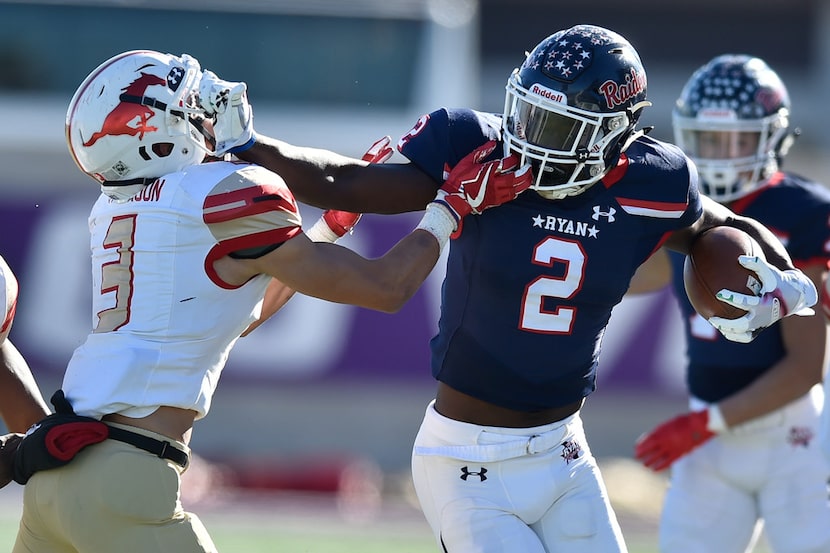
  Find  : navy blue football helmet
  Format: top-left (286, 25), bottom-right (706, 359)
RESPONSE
top-left (503, 24), bottom-right (651, 199)
top-left (673, 54), bottom-right (794, 202)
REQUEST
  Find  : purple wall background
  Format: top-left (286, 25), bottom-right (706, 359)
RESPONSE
top-left (0, 196), bottom-right (688, 395)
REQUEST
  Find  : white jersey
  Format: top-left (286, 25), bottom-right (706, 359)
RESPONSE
top-left (62, 161), bottom-right (302, 420)
top-left (0, 254), bottom-right (18, 344)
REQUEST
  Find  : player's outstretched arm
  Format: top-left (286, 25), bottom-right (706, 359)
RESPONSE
top-left (239, 135), bottom-right (437, 215)
top-left (239, 138), bottom-right (394, 336)
top-left (625, 248), bottom-right (671, 295)
top-left (0, 341), bottom-right (50, 434)
top-left (198, 70), bottom-right (436, 215)
top-left (0, 256), bottom-right (50, 433)
top-left (234, 141), bottom-right (532, 313)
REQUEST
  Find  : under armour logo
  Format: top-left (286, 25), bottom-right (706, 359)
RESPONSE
top-left (460, 466), bottom-right (487, 481)
top-left (167, 66), bottom-right (185, 91)
top-left (592, 205), bottom-right (616, 222)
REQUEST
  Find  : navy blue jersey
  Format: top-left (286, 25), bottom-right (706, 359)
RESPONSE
top-left (668, 172), bottom-right (830, 402)
top-left (398, 108), bottom-right (702, 410)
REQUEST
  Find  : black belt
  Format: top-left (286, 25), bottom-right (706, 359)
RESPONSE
top-left (106, 425), bottom-right (189, 469)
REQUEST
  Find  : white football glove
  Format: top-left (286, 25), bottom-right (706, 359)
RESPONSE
top-left (708, 255), bottom-right (817, 343)
top-left (0, 255), bottom-right (18, 346)
top-left (198, 70), bottom-right (255, 156)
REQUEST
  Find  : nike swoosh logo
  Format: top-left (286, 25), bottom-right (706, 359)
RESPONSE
top-left (467, 166), bottom-right (492, 210)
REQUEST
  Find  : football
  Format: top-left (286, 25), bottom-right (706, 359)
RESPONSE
top-left (683, 226), bottom-right (763, 320)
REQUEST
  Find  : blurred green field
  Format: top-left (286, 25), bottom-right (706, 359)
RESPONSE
top-left (0, 514), bottom-right (661, 553)
top-left (0, 484), bottom-right (663, 553)
top-left (0, 492), bottom-right (664, 553)
top-left (0, 458), bottom-right (770, 552)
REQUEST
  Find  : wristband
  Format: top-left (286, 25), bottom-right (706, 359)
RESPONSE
top-left (305, 217), bottom-right (340, 243)
top-left (229, 136), bottom-right (256, 155)
top-left (706, 404), bottom-right (728, 433)
top-left (416, 202), bottom-right (457, 251)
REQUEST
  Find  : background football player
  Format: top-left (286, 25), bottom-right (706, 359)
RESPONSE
top-left (629, 54), bottom-right (830, 552)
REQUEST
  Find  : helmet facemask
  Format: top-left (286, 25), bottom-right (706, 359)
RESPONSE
top-left (504, 70), bottom-right (646, 199)
top-left (673, 109), bottom-right (789, 202)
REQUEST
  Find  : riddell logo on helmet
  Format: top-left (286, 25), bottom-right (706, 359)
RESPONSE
top-left (82, 72), bottom-right (167, 147)
top-left (529, 84), bottom-right (565, 104)
top-left (598, 68), bottom-right (645, 109)
top-left (697, 108), bottom-right (737, 122)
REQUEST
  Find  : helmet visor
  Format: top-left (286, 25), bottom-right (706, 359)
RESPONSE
top-left (511, 99), bottom-right (591, 152)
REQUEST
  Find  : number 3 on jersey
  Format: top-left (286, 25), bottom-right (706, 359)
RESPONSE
top-left (97, 214), bottom-right (136, 333)
top-left (520, 236), bottom-right (585, 334)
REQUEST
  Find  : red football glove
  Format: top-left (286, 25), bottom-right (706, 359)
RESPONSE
top-left (321, 210), bottom-right (361, 239)
top-left (307, 137), bottom-right (393, 243)
top-left (439, 140), bottom-right (532, 220)
top-left (634, 410), bottom-right (715, 472)
top-left (361, 135), bottom-right (394, 164)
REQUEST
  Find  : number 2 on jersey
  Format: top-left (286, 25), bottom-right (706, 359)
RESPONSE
top-left (520, 236), bottom-right (585, 334)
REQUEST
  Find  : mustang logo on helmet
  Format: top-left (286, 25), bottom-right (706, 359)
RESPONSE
top-left (82, 72), bottom-right (167, 147)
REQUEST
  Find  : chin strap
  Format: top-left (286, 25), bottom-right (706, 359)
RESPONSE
top-left (101, 177), bottom-right (158, 202)
top-left (119, 93), bottom-right (167, 112)
top-left (619, 126), bottom-right (652, 154)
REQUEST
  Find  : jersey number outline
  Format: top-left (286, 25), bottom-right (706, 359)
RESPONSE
top-left (520, 236), bottom-right (586, 334)
top-left (96, 214), bottom-right (136, 333)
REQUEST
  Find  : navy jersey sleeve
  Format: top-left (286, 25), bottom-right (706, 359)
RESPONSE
top-left (733, 172), bottom-right (830, 267)
top-left (397, 108), bottom-right (502, 184)
top-left (609, 136), bottom-right (704, 236)
top-left (775, 176), bottom-right (830, 266)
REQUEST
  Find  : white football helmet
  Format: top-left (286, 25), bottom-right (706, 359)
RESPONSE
top-left (66, 50), bottom-right (212, 201)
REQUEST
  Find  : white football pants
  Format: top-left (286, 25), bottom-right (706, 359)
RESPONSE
top-left (660, 385), bottom-right (830, 553)
top-left (411, 400), bottom-right (627, 552)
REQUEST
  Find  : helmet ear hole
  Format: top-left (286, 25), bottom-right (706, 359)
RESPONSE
top-left (152, 142), bottom-right (175, 158)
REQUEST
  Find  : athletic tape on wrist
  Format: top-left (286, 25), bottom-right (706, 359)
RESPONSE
top-left (706, 404), bottom-right (728, 433)
top-left (306, 217), bottom-right (340, 243)
top-left (416, 202), bottom-right (457, 250)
